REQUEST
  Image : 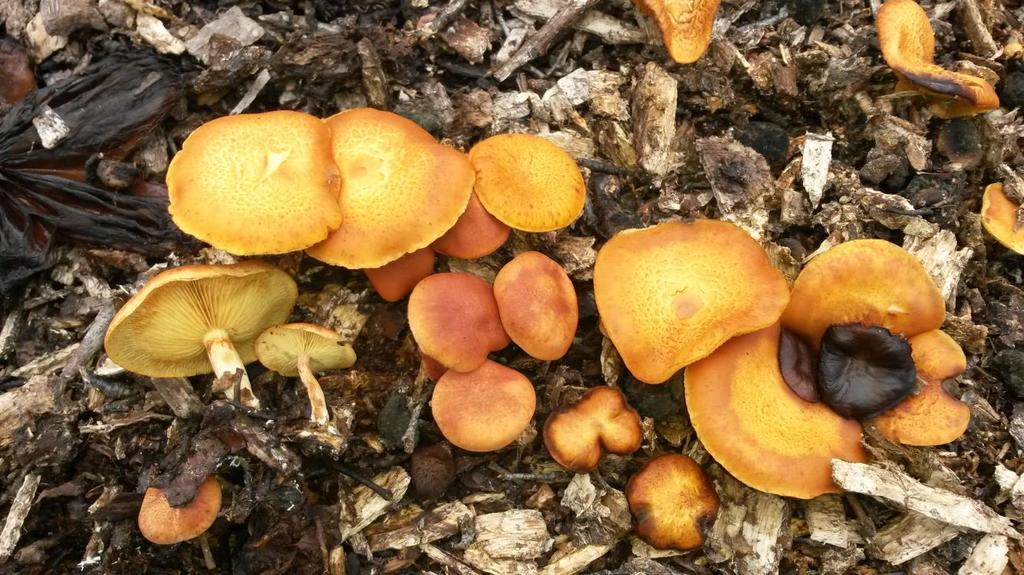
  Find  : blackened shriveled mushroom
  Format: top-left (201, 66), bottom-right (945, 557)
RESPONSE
top-left (778, 328), bottom-right (819, 402)
top-left (818, 323), bottom-right (917, 419)
top-left (0, 51), bottom-right (182, 297)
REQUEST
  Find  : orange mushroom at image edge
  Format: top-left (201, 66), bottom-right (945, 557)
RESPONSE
top-left (875, 0), bottom-right (999, 118)
top-left (626, 454), bottom-right (719, 551)
top-left (138, 476), bottom-right (222, 545)
top-left (981, 183), bottom-right (1024, 255)
top-left (544, 386), bottom-right (642, 472)
top-left (631, 0), bottom-right (722, 64)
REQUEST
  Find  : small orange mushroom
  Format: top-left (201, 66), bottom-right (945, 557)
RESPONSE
top-left (876, 0), bottom-right (999, 118)
top-left (544, 386), bottom-right (642, 472)
top-left (632, 0), bottom-right (722, 64)
top-left (469, 134), bottom-right (586, 232)
top-left (307, 108), bottom-right (474, 269)
top-left (871, 329), bottom-right (971, 445)
top-left (432, 192), bottom-right (511, 259)
top-left (625, 454), bottom-right (719, 551)
top-left (781, 239), bottom-right (945, 348)
top-left (594, 220), bottom-right (790, 384)
top-left (138, 476), bottom-right (222, 545)
top-left (167, 111), bottom-right (342, 255)
top-left (686, 323), bottom-right (868, 499)
top-left (364, 247), bottom-right (436, 302)
top-left (431, 360), bottom-right (537, 452)
top-left (407, 272), bottom-right (510, 373)
top-left (981, 183), bottom-right (1024, 255)
top-left (493, 251), bottom-right (578, 361)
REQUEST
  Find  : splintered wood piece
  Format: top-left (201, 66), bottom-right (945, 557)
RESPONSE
top-left (368, 501), bottom-right (473, 551)
top-left (339, 467), bottom-right (411, 541)
top-left (0, 474), bottom-right (41, 563)
top-left (868, 512), bottom-right (960, 565)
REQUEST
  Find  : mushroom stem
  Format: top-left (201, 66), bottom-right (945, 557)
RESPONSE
top-left (297, 353), bottom-right (330, 426)
top-left (204, 330), bottom-right (260, 409)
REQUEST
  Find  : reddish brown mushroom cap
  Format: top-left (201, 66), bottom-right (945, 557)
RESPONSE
top-left (594, 220), bottom-right (790, 384)
top-left (876, 0), bottom-right (999, 118)
top-left (408, 272), bottom-right (510, 372)
top-left (981, 183), bottom-right (1024, 255)
top-left (364, 247), bottom-right (436, 302)
top-left (306, 108), bottom-right (473, 268)
top-left (685, 323), bottom-right (868, 499)
top-left (493, 251), bottom-right (578, 361)
top-left (626, 454), bottom-right (719, 551)
top-left (138, 476), bottom-right (222, 545)
top-left (421, 351), bottom-right (448, 381)
top-left (871, 329), bottom-right (971, 445)
top-left (432, 192), bottom-right (511, 259)
top-left (431, 360), bottom-right (537, 452)
top-left (781, 239), bottom-right (945, 347)
top-left (633, 0), bottom-right (722, 64)
top-left (543, 386), bottom-right (642, 472)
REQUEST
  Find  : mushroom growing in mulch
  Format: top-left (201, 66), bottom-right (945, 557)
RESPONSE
top-left (544, 386), bottom-right (642, 472)
top-left (626, 454), bottom-right (720, 551)
top-left (138, 476), bottom-right (222, 545)
top-left (981, 183), bottom-right (1024, 255)
top-left (493, 251), bottom-right (578, 361)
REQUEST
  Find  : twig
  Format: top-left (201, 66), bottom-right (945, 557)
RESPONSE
top-left (60, 301), bottom-right (116, 385)
top-left (0, 473), bottom-right (42, 564)
top-left (0, 306), bottom-right (25, 361)
top-left (417, 0), bottom-right (471, 38)
top-left (490, 0), bottom-right (600, 82)
top-left (329, 461), bottom-right (393, 500)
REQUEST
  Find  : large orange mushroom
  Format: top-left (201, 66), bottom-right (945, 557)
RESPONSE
top-left (469, 134), bottom-right (586, 233)
top-left (307, 108), bottom-right (474, 269)
top-left (493, 251), bottom-right (578, 361)
top-left (625, 454), bottom-right (719, 550)
top-left (594, 220), bottom-right (790, 384)
top-left (686, 323), bottom-right (868, 499)
top-left (167, 111), bottom-right (342, 255)
top-left (544, 386), bottom-right (642, 472)
top-left (870, 329), bottom-right (971, 445)
top-left (407, 272), bottom-right (509, 373)
top-left (632, 0), bottom-right (722, 64)
top-left (981, 183), bottom-right (1024, 255)
top-left (431, 360), bottom-right (537, 452)
top-left (876, 0), bottom-right (999, 118)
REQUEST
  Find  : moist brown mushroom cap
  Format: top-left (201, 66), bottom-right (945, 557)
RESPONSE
top-left (626, 454), bottom-right (719, 550)
top-left (543, 386), bottom-right (642, 472)
top-left (432, 192), bottom-right (511, 259)
top-left (364, 247), bottom-right (436, 302)
top-left (493, 251), bottom-right (578, 361)
top-left (431, 360), bottom-right (537, 452)
top-left (138, 476), bottom-right (222, 545)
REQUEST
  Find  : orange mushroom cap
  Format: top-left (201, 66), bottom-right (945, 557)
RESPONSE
top-left (167, 111), bottom-right (342, 255)
top-left (421, 351), bottom-right (448, 381)
top-left (469, 134), bottom-right (586, 232)
top-left (407, 272), bottom-right (510, 373)
top-left (594, 220), bottom-right (790, 384)
top-left (632, 0), bottom-right (722, 64)
top-left (781, 239), bottom-right (945, 348)
top-left (432, 192), bottom-right (511, 259)
top-left (876, 0), bottom-right (999, 118)
top-left (364, 247), bottom-right (436, 302)
top-left (544, 386), bottom-right (642, 472)
top-left (138, 476), bottom-right (222, 545)
top-left (306, 108), bottom-right (474, 269)
top-left (625, 454), bottom-right (719, 551)
top-left (981, 183), bottom-right (1024, 255)
top-left (685, 323), bottom-right (868, 499)
top-left (431, 360), bottom-right (537, 452)
top-left (871, 329), bottom-right (970, 445)
top-left (493, 251), bottom-right (578, 361)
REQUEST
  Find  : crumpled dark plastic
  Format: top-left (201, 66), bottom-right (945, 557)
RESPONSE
top-left (0, 51), bottom-right (183, 297)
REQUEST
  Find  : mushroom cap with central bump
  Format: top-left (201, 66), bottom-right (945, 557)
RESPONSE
top-left (254, 323), bottom-right (355, 376)
top-left (594, 220), bottom-right (790, 384)
top-left (981, 183), bottom-right (1024, 255)
top-left (408, 272), bottom-right (510, 373)
top-left (104, 262), bottom-right (298, 377)
top-left (306, 108), bottom-right (474, 269)
top-left (364, 247), bottom-right (436, 302)
top-left (469, 134), bottom-right (586, 232)
top-left (632, 0), bottom-right (723, 64)
top-left (167, 111), bottom-right (342, 255)
top-left (431, 360), bottom-right (536, 452)
top-left (871, 329), bottom-right (971, 445)
top-left (875, 0), bottom-right (999, 118)
top-left (432, 192), bottom-right (511, 259)
top-left (781, 239), bottom-right (945, 347)
top-left (685, 323), bottom-right (868, 499)
top-left (818, 324), bottom-right (917, 419)
top-left (544, 386), bottom-right (642, 472)
top-left (138, 476), bottom-right (222, 545)
top-left (626, 454), bottom-right (719, 551)
top-left (493, 251), bottom-right (578, 361)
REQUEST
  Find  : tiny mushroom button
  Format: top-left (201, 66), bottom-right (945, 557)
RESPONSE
top-left (104, 261), bottom-right (298, 409)
top-left (255, 323), bottom-right (356, 427)
top-left (138, 476), bottom-right (222, 545)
